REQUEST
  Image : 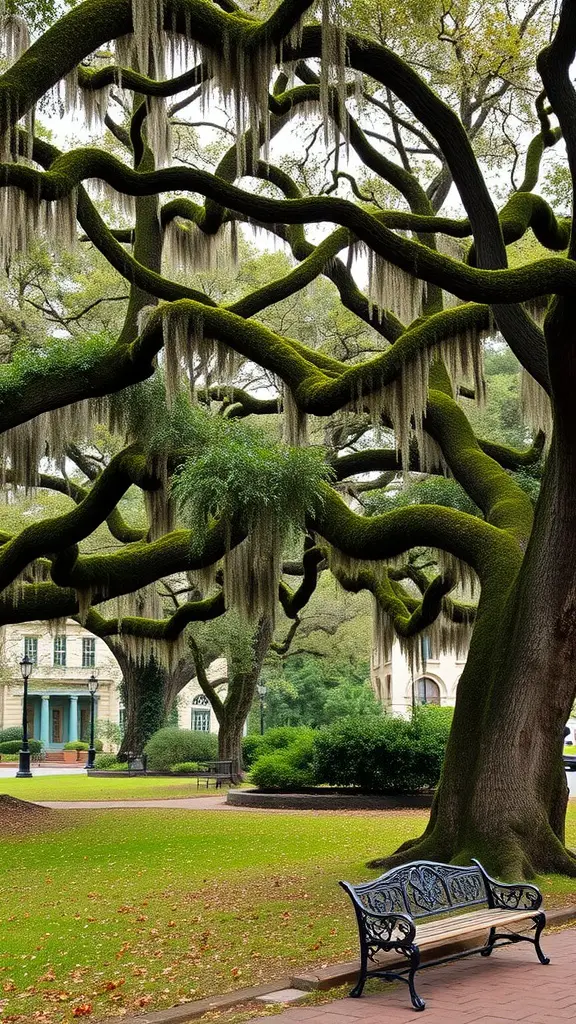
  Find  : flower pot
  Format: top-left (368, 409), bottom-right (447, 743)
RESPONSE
top-left (76, 750), bottom-right (88, 763)
top-left (62, 750), bottom-right (77, 763)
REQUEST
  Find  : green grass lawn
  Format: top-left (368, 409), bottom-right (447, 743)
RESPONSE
top-left (1, 805), bottom-right (576, 1023)
top-left (0, 774), bottom-right (238, 801)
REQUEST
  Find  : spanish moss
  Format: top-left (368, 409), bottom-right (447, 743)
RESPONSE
top-left (367, 249), bottom-right (427, 326)
top-left (163, 219), bottom-right (238, 276)
top-left (521, 368), bottom-right (552, 438)
top-left (1, 13), bottom-right (30, 63)
top-left (223, 518), bottom-right (282, 625)
top-left (439, 322), bottom-right (486, 403)
top-left (283, 386), bottom-right (308, 446)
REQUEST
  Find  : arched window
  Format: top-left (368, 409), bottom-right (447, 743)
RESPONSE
top-left (415, 677), bottom-right (441, 706)
top-left (191, 694), bottom-right (211, 732)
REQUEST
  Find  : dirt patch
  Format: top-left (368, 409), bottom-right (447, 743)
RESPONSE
top-left (0, 793), bottom-right (57, 836)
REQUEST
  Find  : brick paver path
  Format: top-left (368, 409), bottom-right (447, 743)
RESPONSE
top-left (255, 930), bottom-right (576, 1024)
top-left (38, 796), bottom-right (234, 809)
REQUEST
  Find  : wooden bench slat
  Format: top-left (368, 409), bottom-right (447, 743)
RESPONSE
top-left (414, 908), bottom-right (524, 934)
top-left (417, 908), bottom-right (537, 934)
top-left (416, 909), bottom-right (538, 946)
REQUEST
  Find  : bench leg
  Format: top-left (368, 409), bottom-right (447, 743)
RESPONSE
top-left (533, 914), bottom-right (550, 965)
top-left (480, 927), bottom-right (496, 957)
top-left (407, 947), bottom-right (425, 1012)
top-left (349, 946), bottom-right (367, 998)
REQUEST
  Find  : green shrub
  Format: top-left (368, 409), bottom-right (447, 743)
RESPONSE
top-left (0, 753), bottom-right (19, 761)
top-left (64, 739), bottom-right (104, 750)
top-left (93, 752), bottom-right (124, 770)
top-left (242, 733), bottom-right (265, 768)
top-left (170, 761), bottom-right (201, 773)
top-left (312, 709), bottom-right (453, 793)
top-left (0, 727), bottom-right (23, 743)
top-left (410, 704), bottom-right (453, 740)
top-left (0, 739), bottom-right (42, 754)
top-left (242, 726), bottom-right (316, 768)
top-left (144, 727), bottom-right (218, 771)
top-left (251, 736), bottom-right (317, 790)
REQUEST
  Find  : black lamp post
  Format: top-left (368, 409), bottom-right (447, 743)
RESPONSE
top-left (16, 655), bottom-right (33, 778)
top-left (85, 674), bottom-right (99, 770)
top-left (256, 681), bottom-right (267, 735)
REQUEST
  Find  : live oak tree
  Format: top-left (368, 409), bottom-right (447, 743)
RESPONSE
top-left (2, 0), bottom-right (576, 877)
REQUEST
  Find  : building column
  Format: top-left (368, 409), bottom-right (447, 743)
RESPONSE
top-left (69, 695), bottom-right (78, 743)
top-left (40, 695), bottom-right (50, 746)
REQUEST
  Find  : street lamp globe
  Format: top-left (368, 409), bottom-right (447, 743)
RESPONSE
top-left (256, 681), bottom-right (267, 735)
top-left (20, 654), bottom-right (33, 682)
top-left (87, 674), bottom-right (99, 696)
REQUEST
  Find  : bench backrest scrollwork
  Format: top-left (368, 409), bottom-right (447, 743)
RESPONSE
top-left (344, 860), bottom-right (489, 920)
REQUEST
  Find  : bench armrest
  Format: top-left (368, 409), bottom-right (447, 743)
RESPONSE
top-left (340, 882), bottom-right (416, 947)
top-left (471, 859), bottom-right (542, 911)
top-left (360, 909), bottom-right (416, 947)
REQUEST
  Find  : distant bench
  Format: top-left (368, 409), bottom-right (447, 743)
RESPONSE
top-left (190, 760), bottom-right (237, 788)
top-left (340, 859), bottom-right (548, 1011)
top-left (123, 755), bottom-right (237, 784)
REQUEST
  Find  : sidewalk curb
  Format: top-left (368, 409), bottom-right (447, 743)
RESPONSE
top-left (100, 979), bottom-right (291, 1024)
top-left (98, 906), bottom-right (576, 1024)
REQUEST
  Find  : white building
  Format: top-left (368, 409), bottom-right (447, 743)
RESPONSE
top-left (0, 620), bottom-right (227, 750)
top-left (371, 636), bottom-right (466, 716)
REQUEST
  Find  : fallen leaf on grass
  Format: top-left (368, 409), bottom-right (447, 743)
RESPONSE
top-left (136, 995), bottom-right (153, 1007)
top-left (72, 1004), bottom-right (92, 1017)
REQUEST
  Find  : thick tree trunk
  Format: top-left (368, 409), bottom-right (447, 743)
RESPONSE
top-left (116, 654), bottom-right (168, 759)
top-left (377, 425), bottom-right (576, 879)
top-left (200, 616), bottom-right (273, 777)
top-left (103, 636), bottom-right (197, 759)
top-left (217, 709), bottom-right (247, 772)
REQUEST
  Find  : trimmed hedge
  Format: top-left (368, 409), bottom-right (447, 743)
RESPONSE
top-left (64, 740), bottom-right (104, 751)
top-left (0, 726), bottom-right (24, 743)
top-left (242, 726), bottom-right (316, 768)
top-left (0, 739), bottom-right (42, 754)
top-left (170, 761), bottom-right (201, 773)
top-left (312, 707), bottom-right (453, 793)
top-left (250, 735), bottom-right (317, 790)
top-left (144, 727), bottom-right (218, 771)
top-left (92, 753), bottom-right (128, 770)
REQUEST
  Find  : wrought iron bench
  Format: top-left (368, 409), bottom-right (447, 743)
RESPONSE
top-left (126, 752), bottom-right (147, 775)
top-left (340, 859), bottom-right (548, 1012)
top-left (190, 760), bottom-right (236, 788)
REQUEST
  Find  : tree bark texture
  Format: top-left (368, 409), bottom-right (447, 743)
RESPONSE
top-left (377, 315), bottom-right (576, 879)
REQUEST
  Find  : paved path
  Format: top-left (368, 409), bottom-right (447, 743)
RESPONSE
top-left (38, 795), bottom-right (234, 809)
top-left (255, 929), bottom-right (576, 1024)
top-left (0, 766), bottom-right (86, 776)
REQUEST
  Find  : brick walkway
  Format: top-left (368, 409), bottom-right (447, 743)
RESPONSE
top-left (254, 930), bottom-right (576, 1024)
top-left (38, 796), bottom-right (235, 809)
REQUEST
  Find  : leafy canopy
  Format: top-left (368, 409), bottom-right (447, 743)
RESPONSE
top-left (170, 407), bottom-right (332, 546)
